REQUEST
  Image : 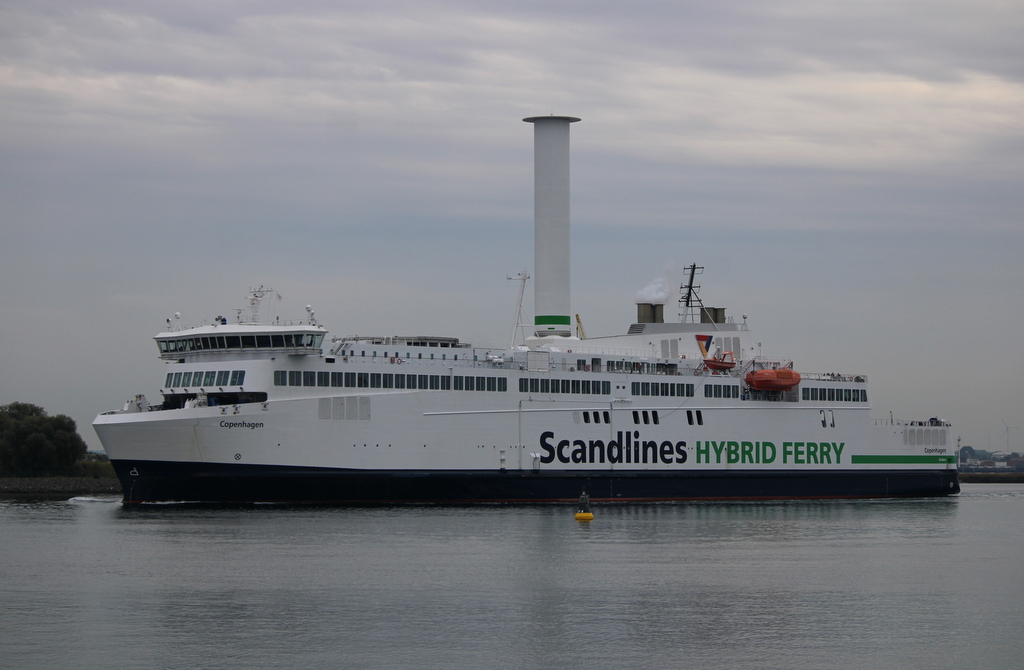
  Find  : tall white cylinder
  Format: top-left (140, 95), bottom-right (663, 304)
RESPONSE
top-left (524, 115), bottom-right (580, 337)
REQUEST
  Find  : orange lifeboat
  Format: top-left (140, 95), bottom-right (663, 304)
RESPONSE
top-left (704, 351), bottom-right (736, 371)
top-left (745, 368), bottom-right (801, 391)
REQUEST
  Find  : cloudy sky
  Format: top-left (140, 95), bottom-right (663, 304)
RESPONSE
top-left (2, 0), bottom-right (1022, 453)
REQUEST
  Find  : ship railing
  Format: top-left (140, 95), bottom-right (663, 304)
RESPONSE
top-left (799, 372), bottom-right (868, 383)
top-left (874, 418), bottom-right (951, 427)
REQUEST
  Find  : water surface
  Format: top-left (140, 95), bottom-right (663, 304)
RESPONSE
top-left (2, 484), bottom-right (1022, 669)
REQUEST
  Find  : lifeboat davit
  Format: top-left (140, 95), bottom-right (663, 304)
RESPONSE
top-left (745, 368), bottom-right (801, 391)
top-left (704, 351), bottom-right (736, 371)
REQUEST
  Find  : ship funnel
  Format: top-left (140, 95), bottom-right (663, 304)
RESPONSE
top-left (524, 115), bottom-right (580, 338)
top-left (636, 303), bottom-right (664, 324)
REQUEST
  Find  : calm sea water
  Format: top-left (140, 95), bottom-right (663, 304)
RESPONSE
top-left (2, 484), bottom-right (1023, 670)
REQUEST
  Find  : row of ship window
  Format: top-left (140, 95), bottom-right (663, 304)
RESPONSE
top-left (159, 333), bottom-right (324, 354)
top-left (521, 378), bottom-right (612, 395)
top-left (562, 408), bottom-right (708, 426)
top-left (632, 382), bottom-right (699, 397)
top-left (274, 370), bottom-right (508, 392)
top-left (802, 387), bottom-right (868, 402)
top-left (165, 370), bottom-right (245, 388)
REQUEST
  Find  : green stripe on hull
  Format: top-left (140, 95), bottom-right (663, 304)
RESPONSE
top-left (851, 455), bottom-right (956, 464)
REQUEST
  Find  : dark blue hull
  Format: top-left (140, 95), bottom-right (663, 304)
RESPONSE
top-left (113, 460), bottom-right (960, 504)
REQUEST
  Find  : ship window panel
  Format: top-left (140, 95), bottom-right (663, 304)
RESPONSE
top-left (370, 373), bottom-right (382, 388)
top-left (430, 375), bottom-right (440, 390)
top-left (288, 371), bottom-right (301, 386)
top-left (383, 374), bottom-right (394, 389)
top-left (704, 385), bottom-right (712, 398)
top-left (226, 336), bottom-right (241, 349)
top-left (733, 386), bottom-right (740, 398)
top-left (582, 380), bottom-right (591, 394)
top-left (652, 411), bottom-right (660, 425)
top-left (159, 342), bottom-right (168, 353)
top-left (241, 336), bottom-right (256, 348)
top-left (475, 376), bottom-right (485, 391)
top-left (356, 373), bottom-right (369, 388)
top-left (643, 411), bottom-right (650, 425)
top-left (229, 371), bottom-right (239, 386)
top-left (640, 382), bottom-right (649, 396)
top-left (633, 411), bottom-right (640, 424)
top-left (487, 377), bottom-right (497, 392)
top-left (650, 383), bottom-right (659, 397)
top-left (714, 385), bottom-right (722, 398)
top-left (331, 372), bottom-right (343, 387)
top-left (540, 378), bottom-right (550, 393)
top-left (550, 379), bottom-right (560, 394)
top-left (687, 384), bottom-right (694, 397)
top-left (498, 378), bottom-right (507, 392)
top-left (201, 337), bottom-right (212, 349)
top-left (687, 410), bottom-right (693, 425)
top-left (274, 370), bottom-right (286, 386)
top-left (426, 375), bottom-right (436, 390)
top-left (303, 371), bottom-right (316, 386)
top-left (272, 335), bottom-right (285, 347)
top-left (844, 389), bottom-right (852, 402)
top-left (204, 371), bottom-right (216, 385)
top-left (661, 383), bottom-right (669, 396)
top-left (529, 378), bottom-right (539, 393)
top-left (583, 412), bottom-right (590, 424)
top-left (603, 411), bottom-right (611, 423)
top-left (696, 410), bottom-right (703, 426)
top-left (455, 376), bottom-right (465, 391)
top-left (172, 372), bottom-right (183, 387)
top-left (802, 388), bottom-right (809, 401)
top-left (313, 335), bottom-right (323, 349)
top-left (284, 334), bottom-right (294, 347)
top-left (571, 380), bottom-right (581, 394)
top-left (602, 381), bottom-right (611, 395)
top-left (164, 373), bottom-right (174, 388)
top-left (344, 372), bottom-right (356, 388)
top-left (827, 388), bottom-right (835, 401)
top-left (181, 372), bottom-right (192, 387)
top-left (441, 376), bottom-right (451, 390)
top-left (256, 335), bottom-right (272, 348)
top-left (810, 388), bottom-right (818, 401)
top-left (394, 374), bottom-right (406, 389)
top-left (214, 336), bottom-right (224, 349)
top-left (861, 390), bottom-right (868, 402)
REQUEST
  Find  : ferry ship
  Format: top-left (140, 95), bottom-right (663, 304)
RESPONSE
top-left (93, 116), bottom-right (960, 503)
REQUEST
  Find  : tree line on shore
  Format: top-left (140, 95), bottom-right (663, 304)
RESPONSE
top-left (0, 402), bottom-right (93, 477)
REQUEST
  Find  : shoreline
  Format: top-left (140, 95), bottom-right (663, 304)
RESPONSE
top-left (0, 477), bottom-right (122, 497)
top-left (959, 472), bottom-right (1024, 483)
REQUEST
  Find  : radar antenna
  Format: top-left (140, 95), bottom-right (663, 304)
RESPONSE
top-left (238, 285), bottom-right (279, 324)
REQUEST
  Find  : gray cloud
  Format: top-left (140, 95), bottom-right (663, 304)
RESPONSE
top-left (1, 0), bottom-right (1022, 451)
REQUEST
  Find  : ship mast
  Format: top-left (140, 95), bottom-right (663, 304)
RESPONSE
top-left (678, 264), bottom-right (706, 323)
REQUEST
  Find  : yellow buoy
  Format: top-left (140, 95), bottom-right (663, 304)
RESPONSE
top-left (575, 511), bottom-right (594, 521)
